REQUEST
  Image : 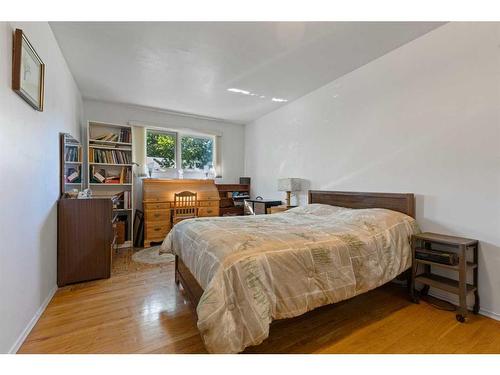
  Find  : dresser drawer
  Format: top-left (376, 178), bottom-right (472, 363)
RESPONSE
top-left (144, 202), bottom-right (170, 210)
top-left (197, 206), bottom-right (219, 217)
top-left (146, 222), bottom-right (170, 239)
top-left (197, 200), bottom-right (219, 208)
top-left (205, 200), bottom-right (220, 207)
top-left (145, 209), bottom-right (170, 222)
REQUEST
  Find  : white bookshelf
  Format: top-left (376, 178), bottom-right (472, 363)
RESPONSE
top-left (87, 121), bottom-right (135, 249)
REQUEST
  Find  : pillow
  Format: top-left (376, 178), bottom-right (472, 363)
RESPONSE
top-left (286, 203), bottom-right (349, 216)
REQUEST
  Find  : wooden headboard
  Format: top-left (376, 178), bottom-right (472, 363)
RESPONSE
top-left (308, 190), bottom-right (415, 218)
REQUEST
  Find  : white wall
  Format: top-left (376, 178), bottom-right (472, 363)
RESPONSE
top-left (245, 23), bottom-right (500, 318)
top-left (83, 99), bottom-right (245, 184)
top-left (0, 22), bottom-right (83, 353)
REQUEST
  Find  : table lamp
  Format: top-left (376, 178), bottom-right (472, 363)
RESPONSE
top-left (278, 178), bottom-right (301, 206)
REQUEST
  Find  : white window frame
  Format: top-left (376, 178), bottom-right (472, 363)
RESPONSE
top-left (145, 128), bottom-right (215, 172)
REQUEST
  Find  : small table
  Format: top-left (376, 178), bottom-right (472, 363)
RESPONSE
top-left (410, 232), bottom-right (479, 323)
top-left (244, 199), bottom-right (282, 215)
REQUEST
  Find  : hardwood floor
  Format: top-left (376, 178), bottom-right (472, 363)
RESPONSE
top-left (19, 248), bottom-right (500, 354)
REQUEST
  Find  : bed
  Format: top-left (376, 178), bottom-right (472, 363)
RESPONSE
top-left (160, 190), bottom-right (418, 353)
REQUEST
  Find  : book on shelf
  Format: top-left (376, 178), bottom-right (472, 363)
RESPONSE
top-left (94, 172), bottom-right (106, 183)
top-left (89, 148), bottom-right (131, 164)
top-left (111, 192), bottom-right (124, 209)
top-left (119, 167), bottom-right (131, 184)
top-left (67, 171), bottom-right (79, 183)
top-left (111, 191), bottom-right (131, 210)
top-left (119, 128), bottom-right (131, 143)
top-left (94, 132), bottom-right (119, 142)
top-left (124, 191), bottom-right (131, 209)
top-left (64, 145), bottom-right (81, 162)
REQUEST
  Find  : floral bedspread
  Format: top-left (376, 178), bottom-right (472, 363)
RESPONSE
top-left (161, 204), bottom-right (419, 353)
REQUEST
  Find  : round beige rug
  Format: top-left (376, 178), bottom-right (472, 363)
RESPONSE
top-left (132, 246), bottom-right (175, 265)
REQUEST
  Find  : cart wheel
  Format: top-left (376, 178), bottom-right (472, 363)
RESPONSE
top-left (456, 314), bottom-right (466, 323)
top-left (420, 285), bottom-right (430, 297)
top-left (473, 293), bottom-right (480, 314)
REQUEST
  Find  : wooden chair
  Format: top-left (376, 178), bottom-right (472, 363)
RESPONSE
top-left (172, 191), bottom-right (198, 225)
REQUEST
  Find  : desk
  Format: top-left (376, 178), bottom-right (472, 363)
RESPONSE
top-left (142, 179), bottom-right (220, 247)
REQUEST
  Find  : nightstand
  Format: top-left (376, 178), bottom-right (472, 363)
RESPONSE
top-left (267, 205), bottom-right (297, 214)
top-left (410, 232), bottom-right (479, 323)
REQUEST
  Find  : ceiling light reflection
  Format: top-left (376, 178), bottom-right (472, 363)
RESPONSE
top-left (271, 97), bottom-right (288, 103)
top-left (227, 88), bottom-right (287, 103)
top-left (227, 88), bottom-right (250, 95)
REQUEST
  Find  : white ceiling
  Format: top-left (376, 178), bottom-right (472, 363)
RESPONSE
top-left (50, 22), bottom-right (444, 123)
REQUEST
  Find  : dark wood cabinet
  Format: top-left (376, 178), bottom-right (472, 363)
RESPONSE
top-left (216, 183), bottom-right (250, 216)
top-left (57, 198), bottom-right (113, 286)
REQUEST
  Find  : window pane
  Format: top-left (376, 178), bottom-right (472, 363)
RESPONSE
top-left (146, 130), bottom-right (176, 169)
top-left (181, 136), bottom-right (214, 170)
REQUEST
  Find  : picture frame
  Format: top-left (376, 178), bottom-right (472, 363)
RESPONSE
top-left (12, 28), bottom-right (45, 111)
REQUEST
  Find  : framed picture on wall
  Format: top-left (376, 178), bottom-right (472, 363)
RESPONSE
top-left (12, 28), bottom-right (45, 111)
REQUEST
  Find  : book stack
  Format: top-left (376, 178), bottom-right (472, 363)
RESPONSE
top-left (89, 149), bottom-right (131, 164)
top-left (104, 175), bottom-right (120, 184)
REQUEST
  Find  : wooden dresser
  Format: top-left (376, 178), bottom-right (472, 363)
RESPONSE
top-left (58, 197), bottom-right (113, 286)
top-left (142, 179), bottom-right (220, 247)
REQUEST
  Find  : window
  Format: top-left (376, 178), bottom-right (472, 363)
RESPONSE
top-left (146, 129), bottom-right (214, 171)
top-left (181, 135), bottom-right (214, 170)
top-left (146, 130), bottom-right (176, 169)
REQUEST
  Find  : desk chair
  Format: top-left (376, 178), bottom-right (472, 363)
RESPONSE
top-left (173, 191), bottom-right (198, 225)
